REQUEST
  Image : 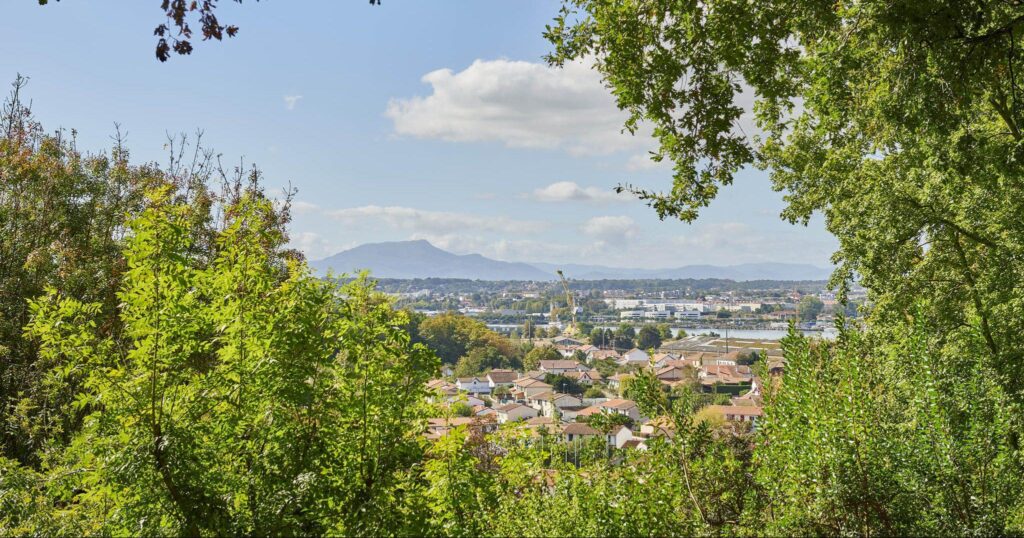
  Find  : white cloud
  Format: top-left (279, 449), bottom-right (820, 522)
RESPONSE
top-left (283, 95), bottom-right (303, 110)
top-left (386, 59), bottom-right (645, 156)
top-left (580, 216), bottom-right (639, 243)
top-left (530, 181), bottom-right (627, 203)
top-left (288, 231), bottom-right (345, 260)
top-left (328, 205), bottom-right (548, 235)
top-left (625, 152), bottom-right (671, 171)
top-left (290, 200), bottom-right (321, 215)
top-left (410, 232), bottom-right (583, 263)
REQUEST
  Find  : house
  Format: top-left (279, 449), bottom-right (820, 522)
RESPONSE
top-left (562, 422), bottom-right (602, 443)
top-left (558, 406), bottom-right (589, 422)
top-left (495, 403), bottom-right (539, 424)
top-left (651, 352), bottom-right (682, 368)
top-left (425, 379), bottom-right (458, 401)
top-left (551, 336), bottom-right (584, 347)
top-left (440, 364), bottom-right (454, 377)
top-left (473, 405), bottom-right (496, 417)
top-left (607, 372), bottom-right (632, 391)
top-left (528, 392), bottom-right (583, 417)
top-left (424, 416), bottom-right (497, 440)
top-left (608, 424), bottom-right (635, 449)
top-left (573, 405), bottom-right (603, 420)
top-left (563, 370), bottom-right (601, 385)
top-left (487, 369), bottom-right (520, 389)
top-left (554, 345), bottom-right (578, 358)
top-left (538, 360), bottom-right (587, 375)
top-left (654, 365), bottom-right (691, 382)
top-left (698, 365), bottom-right (754, 393)
top-left (536, 391), bottom-right (585, 418)
top-left (588, 349), bottom-right (621, 362)
top-left (639, 416), bottom-right (675, 439)
top-left (619, 348), bottom-right (650, 366)
top-left (513, 378), bottom-right (553, 399)
top-left (708, 350), bottom-right (740, 366)
top-left (598, 399), bottom-right (642, 421)
top-left (620, 439), bottom-right (648, 451)
top-left (455, 377), bottom-right (492, 394)
top-left (706, 405), bottom-right (764, 424)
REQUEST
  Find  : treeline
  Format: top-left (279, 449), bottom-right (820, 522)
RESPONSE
top-left (372, 276), bottom-right (828, 295)
top-left (3, 29), bottom-right (1024, 533)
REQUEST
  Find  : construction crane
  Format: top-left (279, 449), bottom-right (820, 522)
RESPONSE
top-left (556, 269), bottom-right (579, 337)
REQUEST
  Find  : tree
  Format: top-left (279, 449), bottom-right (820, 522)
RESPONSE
top-left (589, 327), bottom-right (611, 347)
top-left (17, 192), bottom-right (438, 535)
top-left (547, 0), bottom-right (1024, 416)
top-left (636, 325), bottom-right (663, 350)
top-left (522, 319), bottom-right (536, 339)
top-left (543, 374), bottom-right (583, 395)
top-left (797, 296), bottom-right (824, 322)
top-left (656, 323), bottom-right (674, 341)
top-left (0, 78), bottom-right (297, 467)
top-left (522, 346), bottom-right (561, 371)
top-left (418, 313), bottom-right (517, 366)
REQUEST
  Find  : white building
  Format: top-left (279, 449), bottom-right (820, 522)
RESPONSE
top-left (619, 348), bottom-right (650, 366)
top-left (455, 377), bottom-right (491, 394)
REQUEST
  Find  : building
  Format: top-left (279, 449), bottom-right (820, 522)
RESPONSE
top-left (455, 377), bottom-right (491, 394)
top-left (619, 348), bottom-right (650, 367)
top-left (538, 360), bottom-right (587, 375)
top-left (495, 403), bottom-right (539, 424)
top-left (513, 378), bottom-right (554, 399)
top-left (598, 399), bottom-right (642, 421)
top-left (486, 369), bottom-right (519, 389)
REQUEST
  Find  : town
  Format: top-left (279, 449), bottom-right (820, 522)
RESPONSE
top-left (424, 331), bottom-right (779, 451)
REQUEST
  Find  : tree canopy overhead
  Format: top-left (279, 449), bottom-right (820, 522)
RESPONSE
top-left (546, 0), bottom-right (1024, 406)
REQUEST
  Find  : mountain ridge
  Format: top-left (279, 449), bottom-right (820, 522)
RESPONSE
top-left (310, 240), bottom-right (832, 281)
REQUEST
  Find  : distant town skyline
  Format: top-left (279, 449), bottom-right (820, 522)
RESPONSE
top-left (1, 1), bottom-right (837, 269)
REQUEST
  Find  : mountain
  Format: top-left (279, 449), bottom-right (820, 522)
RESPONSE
top-left (311, 240), bottom-right (832, 282)
top-left (310, 240), bottom-right (554, 281)
top-left (528, 262), bottom-right (832, 281)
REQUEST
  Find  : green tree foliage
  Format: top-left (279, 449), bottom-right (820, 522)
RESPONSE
top-left (543, 374), bottom-right (583, 395)
top-left (589, 326), bottom-right (612, 347)
top-left (0, 79), bottom-right (297, 467)
top-left (547, 0), bottom-right (1024, 409)
top-left (797, 296), bottom-right (824, 322)
top-left (757, 324), bottom-right (1024, 535)
top-left (522, 345), bottom-right (562, 371)
top-left (418, 312), bottom-right (517, 366)
top-left (636, 325), bottom-right (663, 350)
top-left (8, 191), bottom-right (437, 535)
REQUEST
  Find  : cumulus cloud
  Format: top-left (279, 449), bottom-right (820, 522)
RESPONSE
top-left (328, 205), bottom-right (548, 235)
top-left (283, 95), bottom-right (303, 110)
top-left (289, 200), bottom-right (321, 215)
top-left (530, 181), bottom-right (627, 203)
top-left (580, 215), bottom-right (639, 243)
top-left (288, 231), bottom-right (345, 260)
top-left (410, 232), bottom-right (582, 263)
top-left (386, 59), bottom-right (645, 156)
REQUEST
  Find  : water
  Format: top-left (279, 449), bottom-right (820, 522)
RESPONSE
top-left (676, 328), bottom-right (832, 340)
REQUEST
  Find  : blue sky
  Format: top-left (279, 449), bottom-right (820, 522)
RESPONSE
top-left (1, 1), bottom-right (836, 268)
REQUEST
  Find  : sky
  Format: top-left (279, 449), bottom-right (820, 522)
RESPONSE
top-left (1, 1), bottom-right (837, 268)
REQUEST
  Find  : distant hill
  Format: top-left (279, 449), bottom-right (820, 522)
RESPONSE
top-left (310, 240), bottom-right (554, 281)
top-left (310, 240), bottom-right (832, 282)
